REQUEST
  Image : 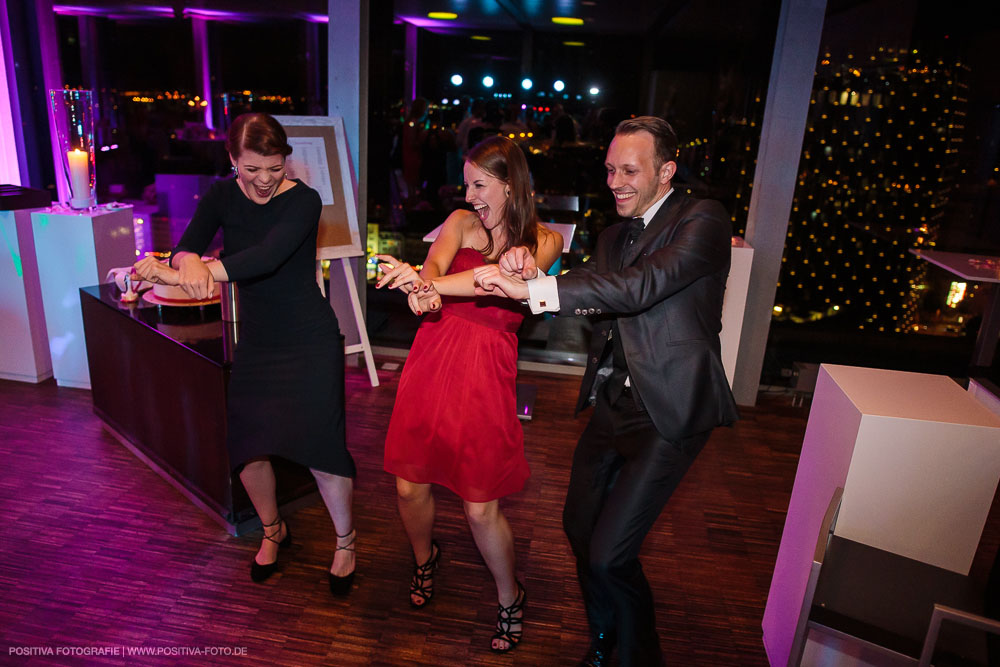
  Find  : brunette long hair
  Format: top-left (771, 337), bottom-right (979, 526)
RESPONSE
top-left (466, 136), bottom-right (538, 258)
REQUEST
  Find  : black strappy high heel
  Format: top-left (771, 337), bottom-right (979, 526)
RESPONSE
top-left (328, 529), bottom-right (356, 596)
top-left (490, 580), bottom-right (526, 653)
top-left (250, 517), bottom-right (291, 583)
top-left (409, 540), bottom-right (441, 608)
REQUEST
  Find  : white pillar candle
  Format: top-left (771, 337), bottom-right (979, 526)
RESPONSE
top-left (67, 148), bottom-right (91, 205)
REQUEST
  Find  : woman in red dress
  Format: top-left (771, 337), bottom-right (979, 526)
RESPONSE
top-left (376, 136), bottom-right (562, 652)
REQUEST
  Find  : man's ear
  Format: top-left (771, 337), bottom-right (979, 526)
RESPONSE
top-left (659, 160), bottom-right (677, 184)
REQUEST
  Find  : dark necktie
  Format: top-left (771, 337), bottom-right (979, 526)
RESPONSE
top-left (606, 215), bottom-right (647, 406)
top-left (620, 217), bottom-right (645, 269)
top-left (627, 216), bottom-right (644, 244)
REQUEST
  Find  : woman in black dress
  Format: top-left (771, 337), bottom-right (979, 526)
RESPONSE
top-left (135, 113), bottom-right (356, 594)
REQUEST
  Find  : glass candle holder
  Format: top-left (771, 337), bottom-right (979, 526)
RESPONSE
top-left (49, 89), bottom-right (96, 209)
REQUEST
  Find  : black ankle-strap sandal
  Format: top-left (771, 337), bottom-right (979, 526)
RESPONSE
top-left (261, 517), bottom-right (291, 547)
top-left (409, 540), bottom-right (441, 608)
top-left (490, 580), bottom-right (526, 653)
top-left (328, 528), bottom-right (356, 596)
top-left (250, 517), bottom-right (291, 583)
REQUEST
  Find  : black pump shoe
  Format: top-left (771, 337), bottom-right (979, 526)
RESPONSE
top-left (250, 518), bottom-right (291, 583)
top-left (328, 529), bottom-right (356, 596)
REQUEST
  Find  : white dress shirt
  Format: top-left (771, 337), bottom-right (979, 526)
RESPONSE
top-left (525, 188), bottom-right (673, 314)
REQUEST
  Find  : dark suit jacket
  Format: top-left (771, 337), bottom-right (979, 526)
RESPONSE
top-left (556, 192), bottom-right (739, 441)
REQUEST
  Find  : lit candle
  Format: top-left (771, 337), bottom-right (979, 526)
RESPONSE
top-left (67, 148), bottom-right (91, 205)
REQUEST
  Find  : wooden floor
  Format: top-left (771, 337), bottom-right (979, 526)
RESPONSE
top-left (1, 362), bottom-right (996, 666)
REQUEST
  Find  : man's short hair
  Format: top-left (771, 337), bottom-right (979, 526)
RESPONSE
top-left (615, 116), bottom-right (678, 167)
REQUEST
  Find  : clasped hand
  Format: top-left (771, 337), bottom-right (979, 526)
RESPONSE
top-left (133, 254), bottom-right (220, 301)
top-left (135, 253), bottom-right (216, 300)
top-left (375, 254), bottom-right (441, 316)
top-left (472, 245), bottom-right (534, 301)
top-left (472, 265), bottom-right (529, 300)
top-left (133, 256), bottom-right (179, 287)
top-left (496, 246), bottom-right (538, 280)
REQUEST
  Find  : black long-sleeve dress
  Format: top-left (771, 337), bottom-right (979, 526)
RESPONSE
top-left (173, 178), bottom-right (355, 477)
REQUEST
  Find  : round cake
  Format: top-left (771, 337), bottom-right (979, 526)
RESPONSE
top-left (151, 282), bottom-right (220, 304)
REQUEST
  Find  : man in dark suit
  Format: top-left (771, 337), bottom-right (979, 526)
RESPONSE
top-left (475, 116), bottom-right (739, 666)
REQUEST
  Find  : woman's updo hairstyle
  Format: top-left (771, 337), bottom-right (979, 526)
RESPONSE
top-left (226, 112), bottom-right (293, 158)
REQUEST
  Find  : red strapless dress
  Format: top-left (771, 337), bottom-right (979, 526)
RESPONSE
top-left (383, 247), bottom-right (529, 502)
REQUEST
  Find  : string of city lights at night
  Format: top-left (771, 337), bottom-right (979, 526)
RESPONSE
top-left (773, 46), bottom-right (968, 334)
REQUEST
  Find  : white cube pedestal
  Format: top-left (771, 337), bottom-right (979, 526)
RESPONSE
top-left (0, 207), bottom-right (52, 382)
top-left (31, 205), bottom-right (135, 389)
top-left (762, 363), bottom-right (1000, 666)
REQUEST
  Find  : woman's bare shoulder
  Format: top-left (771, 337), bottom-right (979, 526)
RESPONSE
top-left (445, 207), bottom-right (478, 227)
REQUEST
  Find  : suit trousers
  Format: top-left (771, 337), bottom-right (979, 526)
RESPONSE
top-left (563, 381), bottom-right (710, 667)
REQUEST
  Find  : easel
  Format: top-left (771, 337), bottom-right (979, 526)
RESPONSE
top-left (316, 258), bottom-right (378, 387)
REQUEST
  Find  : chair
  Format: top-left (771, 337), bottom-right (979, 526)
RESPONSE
top-left (788, 487), bottom-right (1000, 666)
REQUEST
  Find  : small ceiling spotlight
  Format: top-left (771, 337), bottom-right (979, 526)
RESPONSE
top-left (483, 76), bottom-right (495, 88)
top-left (521, 78), bottom-right (533, 90)
top-left (451, 74), bottom-right (463, 86)
top-left (589, 87), bottom-right (600, 95)
top-left (553, 80), bottom-right (565, 92)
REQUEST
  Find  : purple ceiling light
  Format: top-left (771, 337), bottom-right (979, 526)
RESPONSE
top-left (53, 4), bottom-right (175, 18)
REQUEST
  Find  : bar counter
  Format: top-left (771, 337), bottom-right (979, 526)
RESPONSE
top-left (80, 284), bottom-right (317, 535)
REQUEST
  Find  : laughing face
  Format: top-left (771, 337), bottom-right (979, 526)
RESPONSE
top-left (232, 150), bottom-right (287, 205)
top-left (464, 160), bottom-right (508, 229)
top-left (605, 130), bottom-right (675, 219)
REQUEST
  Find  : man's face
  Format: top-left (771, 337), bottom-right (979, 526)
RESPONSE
top-left (605, 131), bottom-right (675, 218)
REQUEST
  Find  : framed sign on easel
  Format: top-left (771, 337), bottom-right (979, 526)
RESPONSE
top-left (274, 115), bottom-right (378, 386)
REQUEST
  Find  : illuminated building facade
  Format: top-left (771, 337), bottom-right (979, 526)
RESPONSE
top-left (774, 47), bottom-right (967, 333)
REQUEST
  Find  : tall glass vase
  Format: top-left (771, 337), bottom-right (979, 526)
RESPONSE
top-left (49, 89), bottom-right (96, 209)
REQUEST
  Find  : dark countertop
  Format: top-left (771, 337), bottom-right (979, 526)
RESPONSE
top-left (0, 184), bottom-right (52, 210)
top-left (81, 284), bottom-right (231, 367)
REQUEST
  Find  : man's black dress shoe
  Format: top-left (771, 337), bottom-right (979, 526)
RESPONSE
top-left (579, 631), bottom-right (615, 667)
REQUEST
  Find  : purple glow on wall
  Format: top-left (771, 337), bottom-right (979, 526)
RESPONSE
top-left (191, 17), bottom-right (213, 130)
top-left (396, 15), bottom-right (464, 29)
top-left (53, 5), bottom-right (175, 18)
top-left (36, 1), bottom-right (68, 204)
top-left (183, 8), bottom-right (249, 21)
top-left (0, 9), bottom-right (21, 185)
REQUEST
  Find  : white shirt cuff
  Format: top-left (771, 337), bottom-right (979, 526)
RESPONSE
top-left (526, 274), bottom-right (559, 314)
